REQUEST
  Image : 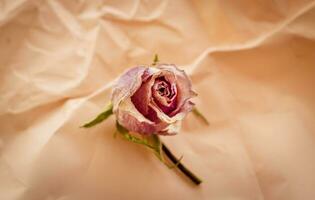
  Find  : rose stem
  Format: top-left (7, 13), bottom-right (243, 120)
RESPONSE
top-left (161, 143), bottom-right (202, 185)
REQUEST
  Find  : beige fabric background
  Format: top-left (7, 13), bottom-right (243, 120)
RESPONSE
top-left (1, 0), bottom-right (315, 199)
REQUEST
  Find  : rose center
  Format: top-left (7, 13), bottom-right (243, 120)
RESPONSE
top-left (158, 87), bottom-right (165, 94)
top-left (151, 77), bottom-right (177, 115)
top-left (157, 81), bottom-right (170, 96)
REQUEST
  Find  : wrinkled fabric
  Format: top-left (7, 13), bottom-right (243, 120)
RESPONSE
top-left (1, 0), bottom-right (315, 200)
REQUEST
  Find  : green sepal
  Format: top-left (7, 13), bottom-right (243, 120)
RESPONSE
top-left (192, 107), bottom-right (210, 125)
top-left (81, 102), bottom-right (113, 128)
top-left (152, 54), bottom-right (159, 66)
top-left (115, 122), bottom-right (155, 149)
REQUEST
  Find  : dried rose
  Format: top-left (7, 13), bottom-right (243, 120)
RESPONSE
top-left (111, 64), bottom-right (197, 135)
top-left (82, 57), bottom-right (206, 185)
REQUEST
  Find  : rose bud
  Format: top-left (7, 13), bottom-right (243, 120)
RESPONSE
top-left (111, 64), bottom-right (197, 135)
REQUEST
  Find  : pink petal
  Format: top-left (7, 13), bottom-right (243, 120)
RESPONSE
top-left (151, 76), bottom-right (177, 115)
top-left (158, 120), bottom-right (182, 135)
top-left (111, 67), bottom-right (146, 112)
top-left (117, 110), bottom-right (168, 135)
top-left (130, 68), bottom-right (156, 121)
top-left (156, 64), bottom-right (197, 117)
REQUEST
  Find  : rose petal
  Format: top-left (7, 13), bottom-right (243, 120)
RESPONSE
top-left (111, 66), bottom-right (146, 112)
top-left (149, 100), bottom-right (192, 124)
top-left (117, 111), bottom-right (157, 135)
top-left (172, 100), bottom-right (195, 120)
top-left (118, 97), bottom-right (154, 124)
top-left (152, 78), bottom-right (176, 105)
top-left (152, 76), bottom-right (177, 114)
top-left (156, 64), bottom-right (197, 117)
top-left (158, 120), bottom-right (182, 135)
top-left (131, 68), bottom-right (156, 121)
top-left (147, 64), bottom-right (196, 124)
top-left (131, 67), bottom-right (177, 120)
top-left (117, 101), bottom-right (168, 135)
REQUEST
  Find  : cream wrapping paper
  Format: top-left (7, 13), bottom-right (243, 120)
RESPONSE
top-left (0, 0), bottom-right (315, 199)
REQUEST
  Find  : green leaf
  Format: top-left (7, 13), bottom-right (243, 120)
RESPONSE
top-left (152, 54), bottom-right (159, 66)
top-left (81, 102), bottom-right (113, 128)
top-left (192, 107), bottom-right (210, 125)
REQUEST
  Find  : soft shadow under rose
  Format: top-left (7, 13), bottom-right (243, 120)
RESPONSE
top-left (111, 64), bottom-right (196, 135)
